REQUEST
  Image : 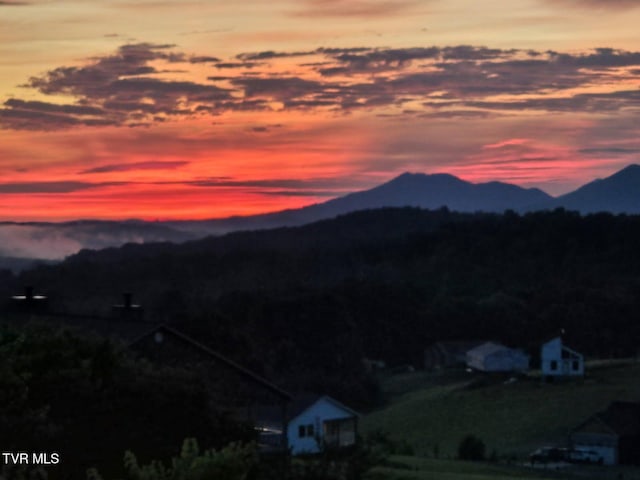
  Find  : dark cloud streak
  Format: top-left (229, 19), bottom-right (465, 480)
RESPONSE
top-left (0, 181), bottom-right (123, 194)
top-left (578, 147), bottom-right (640, 155)
top-left (79, 161), bottom-right (190, 174)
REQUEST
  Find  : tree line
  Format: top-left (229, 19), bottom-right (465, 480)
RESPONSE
top-left (3, 207), bottom-right (640, 405)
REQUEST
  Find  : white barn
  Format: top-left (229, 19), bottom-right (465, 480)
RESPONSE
top-left (541, 336), bottom-right (584, 378)
top-left (466, 342), bottom-right (529, 372)
top-left (570, 401), bottom-right (640, 465)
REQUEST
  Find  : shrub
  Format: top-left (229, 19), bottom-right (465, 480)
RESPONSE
top-left (457, 434), bottom-right (485, 461)
top-left (119, 438), bottom-right (257, 480)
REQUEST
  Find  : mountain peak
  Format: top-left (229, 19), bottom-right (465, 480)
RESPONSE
top-left (388, 171), bottom-right (464, 185)
top-left (555, 164), bottom-right (640, 213)
top-left (612, 163), bottom-right (640, 177)
top-left (393, 171), bottom-right (456, 178)
top-left (595, 164), bottom-right (640, 184)
top-left (621, 163), bottom-right (640, 170)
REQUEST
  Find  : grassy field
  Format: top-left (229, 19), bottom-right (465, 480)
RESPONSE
top-left (365, 455), bottom-right (640, 480)
top-left (365, 455), bottom-right (566, 480)
top-left (362, 361), bottom-right (640, 460)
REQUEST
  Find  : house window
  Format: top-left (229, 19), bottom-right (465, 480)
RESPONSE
top-left (572, 360), bottom-right (579, 371)
top-left (298, 424), bottom-right (314, 438)
top-left (550, 360), bottom-right (558, 371)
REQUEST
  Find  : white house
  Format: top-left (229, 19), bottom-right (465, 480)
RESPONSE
top-left (466, 342), bottom-right (529, 372)
top-left (254, 394), bottom-right (359, 455)
top-left (286, 395), bottom-right (359, 455)
top-left (541, 336), bottom-right (584, 378)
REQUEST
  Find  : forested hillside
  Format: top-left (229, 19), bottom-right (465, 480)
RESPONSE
top-left (4, 207), bottom-right (640, 405)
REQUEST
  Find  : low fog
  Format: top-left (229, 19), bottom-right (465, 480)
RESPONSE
top-left (0, 222), bottom-right (197, 262)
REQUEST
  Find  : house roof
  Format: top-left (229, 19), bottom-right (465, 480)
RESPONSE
top-left (542, 335), bottom-right (582, 355)
top-left (287, 394), bottom-right (359, 424)
top-left (254, 393), bottom-right (358, 427)
top-left (285, 393), bottom-right (323, 421)
top-left (542, 335), bottom-right (561, 346)
top-left (573, 401), bottom-right (640, 437)
top-left (560, 344), bottom-right (582, 359)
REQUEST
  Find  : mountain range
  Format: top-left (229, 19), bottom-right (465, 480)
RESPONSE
top-left (2, 164), bottom-right (639, 264)
top-left (168, 164), bottom-right (640, 234)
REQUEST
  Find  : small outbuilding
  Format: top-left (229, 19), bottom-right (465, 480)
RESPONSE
top-left (541, 336), bottom-right (584, 378)
top-left (466, 342), bottom-right (529, 372)
top-left (570, 401), bottom-right (640, 465)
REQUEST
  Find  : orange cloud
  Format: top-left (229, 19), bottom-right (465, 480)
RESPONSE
top-left (2, 42), bottom-right (640, 220)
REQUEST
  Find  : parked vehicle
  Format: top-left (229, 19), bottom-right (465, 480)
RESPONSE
top-left (529, 447), bottom-right (568, 464)
top-left (568, 448), bottom-right (604, 465)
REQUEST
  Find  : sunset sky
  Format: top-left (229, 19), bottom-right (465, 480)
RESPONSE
top-left (1, 0), bottom-right (640, 221)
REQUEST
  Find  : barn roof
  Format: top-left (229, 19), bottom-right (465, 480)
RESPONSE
top-left (1, 311), bottom-right (292, 401)
top-left (467, 342), bottom-right (509, 357)
top-left (467, 341), bottom-right (529, 358)
top-left (129, 324), bottom-right (292, 401)
top-left (425, 340), bottom-right (485, 357)
top-left (597, 401), bottom-right (640, 436)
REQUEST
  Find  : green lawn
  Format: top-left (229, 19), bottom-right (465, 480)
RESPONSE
top-left (362, 362), bottom-right (640, 459)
